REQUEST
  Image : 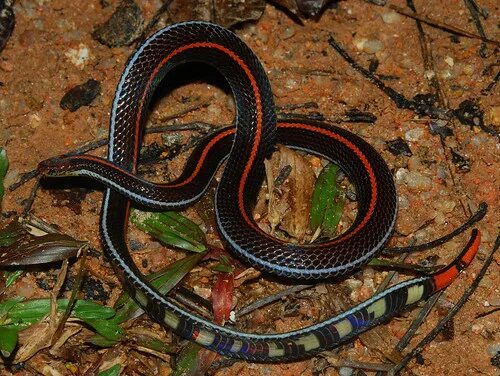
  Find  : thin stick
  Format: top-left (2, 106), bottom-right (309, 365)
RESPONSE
top-left (388, 4), bottom-right (499, 47)
top-left (384, 202), bottom-right (487, 254)
top-left (327, 36), bottom-right (450, 120)
top-left (234, 284), bottom-right (313, 318)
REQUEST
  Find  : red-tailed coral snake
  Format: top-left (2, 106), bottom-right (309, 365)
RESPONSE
top-left (39, 21), bottom-right (480, 361)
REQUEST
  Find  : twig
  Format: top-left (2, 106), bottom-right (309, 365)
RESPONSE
top-left (327, 36), bottom-right (450, 119)
top-left (136, 0), bottom-right (174, 44)
top-left (384, 202), bottom-right (487, 254)
top-left (462, 0), bottom-right (489, 56)
top-left (234, 284), bottom-right (313, 318)
top-left (389, 232), bottom-right (500, 375)
top-left (387, 4), bottom-right (499, 47)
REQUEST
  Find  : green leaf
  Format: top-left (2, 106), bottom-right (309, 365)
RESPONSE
top-left (4, 270), bottom-right (23, 288)
top-left (81, 318), bottom-right (124, 342)
top-left (134, 334), bottom-right (176, 354)
top-left (310, 163), bottom-right (345, 237)
top-left (211, 255), bottom-right (234, 273)
top-left (0, 148), bottom-right (8, 208)
top-left (0, 296), bottom-right (23, 323)
top-left (0, 221), bottom-right (24, 247)
top-left (172, 342), bottom-right (202, 376)
top-left (131, 210), bottom-right (206, 253)
top-left (3, 298), bottom-right (115, 325)
top-left (98, 364), bottom-right (121, 376)
top-left (87, 334), bottom-right (119, 348)
top-left (112, 252), bottom-right (204, 324)
top-left (0, 325), bottom-right (18, 357)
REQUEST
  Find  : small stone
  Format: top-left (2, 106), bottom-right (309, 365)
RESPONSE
top-left (405, 128), bottom-right (424, 142)
top-left (463, 65), bottom-right (474, 76)
top-left (395, 168), bottom-right (409, 184)
top-left (440, 69), bottom-right (453, 79)
top-left (398, 195), bottom-right (409, 209)
top-left (353, 37), bottom-right (383, 54)
top-left (92, 0), bottom-right (143, 47)
top-left (471, 323), bottom-right (484, 334)
top-left (444, 56), bottom-right (454, 67)
top-left (339, 367), bottom-right (353, 376)
top-left (429, 120), bottom-right (453, 138)
top-left (406, 171), bottom-right (432, 190)
top-left (363, 39), bottom-right (384, 54)
top-left (65, 44), bottom-right (90, 68)
top-left (387, 137), bottom-right (412, 156)
top-left (382, 11), bottom-right (401, 24)
top-left (345, 278), bottom-right (362, 290)
top-left (281, 26), bottom-right (295, 40)
top-left (60, 79), bottom-right (101, 112)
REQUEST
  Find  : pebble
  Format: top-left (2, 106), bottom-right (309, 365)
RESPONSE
top-left (487, 344), bottom-right (500, 357)
top-left (92, 0), bottom-right (143, 47)
top-left (353, 37), bottom-right (384, 54)
top-left (339, 367), bottom-right (353, 376)
top-left (60, 79), bottom-right (101, 112)
top-left (463, 65), bottom-right (474, 76)
top-left (387, 137), bottom-right (412, 156)
top-left (444, 56), bottom-right (454, 67)
top-left (382, 11), bottom-right (401, 24)
top-left (406, 171), bottom-right (432, 190)
top-left (405, 128), bottom-right (424, 142)
top-left (398, 195), bottom-right (409, 209)
top-left (471, 323), bottom-right (484, 334)
top-left (432, 199), bottom-right (456, 213)
top-left (345, 278), bottom-right (363, 290)
top-left (65, 44), bottom-right (90, 68)
top-left (281, 26), bottom-right (295, 40)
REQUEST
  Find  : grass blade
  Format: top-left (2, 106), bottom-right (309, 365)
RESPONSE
top-left (310, 163), bottom-right (345, 237)
top-left (131, 210), bottom-right (206, 253)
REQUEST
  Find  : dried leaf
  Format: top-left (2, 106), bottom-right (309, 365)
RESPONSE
top-left (0, 232), bottom-right (85, 265)
top-left (168, 0), bottom-right (265, 27)
top-left (267, 145), bottom-right (315, 241)
top-left (272, 0), bottom-right (330, 16)
top-left (212, 273), bottom-right (234, 324)
top-left (214, 0), bottom-right (266, 27)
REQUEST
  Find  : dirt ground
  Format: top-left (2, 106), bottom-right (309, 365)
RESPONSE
top-left (0, 0), bottom-right (498, 375)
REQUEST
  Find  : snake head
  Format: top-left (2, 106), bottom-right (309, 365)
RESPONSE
top-left (37, 156), bottom-right (75, 177)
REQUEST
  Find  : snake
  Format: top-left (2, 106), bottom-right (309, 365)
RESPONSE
top-left (39, 21), bottom-right (481, 361)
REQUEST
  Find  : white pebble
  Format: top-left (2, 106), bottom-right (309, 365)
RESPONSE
top-left (405, 128), bottom-right (424, 142)
top-left (339, 367), bottom-right (353, 376)
top-left (65, 44), bottom-right (90, 68)
top-left (406, 171), bottom-right (432, 190)
top-left (445, 56), bottom-right (454, 67)
top-left (382, 11), bottom-right (401, 24)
